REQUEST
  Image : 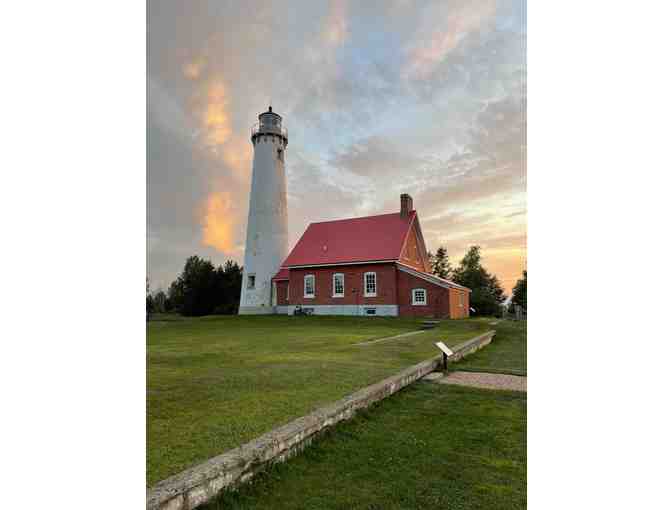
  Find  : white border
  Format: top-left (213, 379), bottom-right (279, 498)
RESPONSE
top-left (363, 271), bottom-right (377, 297)
top-left (288, 259), bottom-right (396, 269)
top-left (303, 274), bottom-right (315, 298)
top-left (332, 273), bottom-right (344, 298)
top-left (411, 288), bottom-right (427, 305)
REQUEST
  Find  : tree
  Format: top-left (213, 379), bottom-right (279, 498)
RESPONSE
top-left (431, 246), bottom-right (452, 280)
top-left (167, 255), bottom-right (243, 316)
top-left (452, 246), bottom-right (506, 316)
top-left (153, 289), bottom-right (167, 313)
top-left (168, 278), bottom-right (184, 313)
top-left (511, 270), bottom-right (527, 310)
top-left (146, 277), bottom-right (154, 317)
top-left (212, 260), bottom-right (243, 315)
top-left (180, 256), bottom-right (217, 316)
top-left (146, 293), bottom-right (154, 316)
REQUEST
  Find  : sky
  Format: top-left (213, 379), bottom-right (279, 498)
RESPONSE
top-left (148, 0), bottom-right (526, 294)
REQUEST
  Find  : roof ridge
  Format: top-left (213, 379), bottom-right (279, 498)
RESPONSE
top-left (308, 210), bottom-right (416, 226)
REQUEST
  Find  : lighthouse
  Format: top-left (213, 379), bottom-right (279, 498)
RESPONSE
top-left (239, 107), bottom-right (289, 314)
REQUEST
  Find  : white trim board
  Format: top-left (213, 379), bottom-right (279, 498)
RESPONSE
top-left (287, 259), bottom-right (396, 269)
top-left (396, 263), bottom-right (471, 292)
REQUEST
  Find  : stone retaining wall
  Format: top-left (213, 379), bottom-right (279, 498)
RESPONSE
top-left (147, 330), bottom-right (495, 510)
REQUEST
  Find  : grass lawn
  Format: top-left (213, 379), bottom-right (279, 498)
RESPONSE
top-left (453, 319), bottom-right (527, 376)
top-left (147, 315), bottom-right (491, 485)
top-left (206, 382), bottom-right (526, 510)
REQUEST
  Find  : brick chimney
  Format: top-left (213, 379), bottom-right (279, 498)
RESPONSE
top-left (400, 193), bottom-right (413, 217)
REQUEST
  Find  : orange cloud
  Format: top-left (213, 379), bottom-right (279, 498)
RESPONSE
top-left (202, 192), bottom-right (235, 253)
top-left (322, 0), bottom-right (348, 46)
top-left (221, 134), bottom-right (252, 176)
top-left (183, 57), bottom-right (206, 80)
top-left (202, 80), bottom-right (233, 147)
top-left (190, 79), bottom-right (252, 175)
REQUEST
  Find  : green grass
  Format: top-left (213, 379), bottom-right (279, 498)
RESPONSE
top-left (453, 319), bottom-right (527, 376)
top-left (147, 315), bottom-right (491, 485)
top-left (206, 383), bottom-right (526, 510)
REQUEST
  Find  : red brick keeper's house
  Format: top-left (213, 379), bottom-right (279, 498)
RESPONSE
top-left (270, 194), bottom-right (470, 318)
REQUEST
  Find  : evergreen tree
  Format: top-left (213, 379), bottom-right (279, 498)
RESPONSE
top-left (153, 289), bottom-right (167, 313)
top-left (167, 255), bottom-right (243, 316)
top-left (146, 277), bottom-right (154, 318)
top-left (431, 246), bottom-right (452, 280)
top-left (511, 270), bottom-right (527, 310)
top-left (453, 246), bottom-right (506, 316)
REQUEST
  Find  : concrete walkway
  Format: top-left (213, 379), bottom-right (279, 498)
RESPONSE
top-left (355, 329), bottom-right (426, 346)
top-left (424, 371), bottom-right (526, 392)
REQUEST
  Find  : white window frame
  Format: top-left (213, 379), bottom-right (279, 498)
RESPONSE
top-left (247, 274), bottom-right (256, 290)
top-left (364, 272), bottom-right (377, 297)
top-left (412, 288), bottom-right (427, 306)
top-left (304, 274), bottom-right (315, 298)
top-left (332, 273), bottom-right (345, 298)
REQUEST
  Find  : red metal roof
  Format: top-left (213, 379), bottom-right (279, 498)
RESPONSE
top-left (272, 267), bottom-right (289, 280)
top-left (282, 211), bottom-right (416, 267)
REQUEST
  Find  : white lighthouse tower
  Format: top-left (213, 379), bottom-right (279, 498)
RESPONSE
top-left (239, 106), bottom-right (289, 314)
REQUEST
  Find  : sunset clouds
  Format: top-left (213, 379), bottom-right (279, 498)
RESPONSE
top-left (202, 191), bottom-right (235, 253)
top-left (148, 0), bottom-right (526, 293)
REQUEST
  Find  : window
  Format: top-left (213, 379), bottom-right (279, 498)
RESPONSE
top-left (412, 288), bottom-right (427, 305)
top-left (364, 272), bottom-right (377, 297)
top-left (247, 274), bottom-right (256, 290)
top-left (459, 292), bottom-right (463, 307)
top-left (333, 273), bottom-right (344, 297)
top-left (277, 148), bottom-right (284, 162)
top-left (365, 308), bottom-right (377, 315)
top-left (304, 274), bottom-right (315, 298)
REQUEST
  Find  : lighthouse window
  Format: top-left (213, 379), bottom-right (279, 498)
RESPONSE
top-left (304, 274), bottom-right (315, 298)
top-left (277, 148), bottom-right (284, 162)
top-left (247, 274), bottom-right (256, 290)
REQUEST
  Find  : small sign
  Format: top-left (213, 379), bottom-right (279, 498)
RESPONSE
top-left (435, 342), bottom-right (453, 357)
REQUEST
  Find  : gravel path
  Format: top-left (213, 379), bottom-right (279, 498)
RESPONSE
top-left (425, 371), bottom-right (526, 392)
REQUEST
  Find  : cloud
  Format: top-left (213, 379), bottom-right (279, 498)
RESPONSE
top-left (287, 151), bottom-right (363, 243)
top-left (200, 80), bottom-right (233, 147)
top-left (202, 191), bottom-right (236, 252)
top-left (147, 0), bottom-right (526, 293)
top-left (413, 93), bottom-right (526, 214)
top-left (183, 56), bottom-right (206, 81)
top-left (322, 0), bottom-right (349, 46)
top-left (402, 0), bottom-right (498, 80)
top-left (328, 136), bottom-right (431, 178)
